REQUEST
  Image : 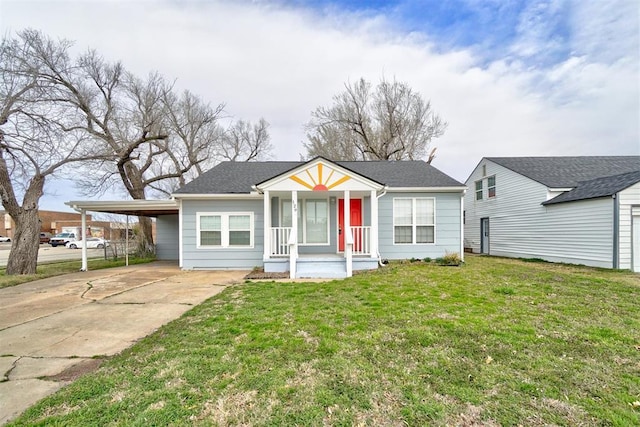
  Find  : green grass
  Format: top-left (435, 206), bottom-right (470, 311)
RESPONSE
top-left (9, 256), bottom-right (640, 426)
top-left (0, 257), bottom-right (156, 289)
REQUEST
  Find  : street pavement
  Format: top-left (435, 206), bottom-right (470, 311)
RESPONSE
top-left (0, 243), bottom-right (107, 268)
top-left (0, 262), bottom-right (246, 425)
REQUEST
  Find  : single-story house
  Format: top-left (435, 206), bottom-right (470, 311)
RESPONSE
top-left (68, 157), bottom-right (466, 278)
top-left (464, 156), bottom-right (640, 272)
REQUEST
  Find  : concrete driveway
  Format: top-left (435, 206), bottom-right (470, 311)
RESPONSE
top-left (0, 262), bottom-right (246, 425)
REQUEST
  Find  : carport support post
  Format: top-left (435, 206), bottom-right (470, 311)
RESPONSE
top-left (81, 209), bottom-right (88, 271)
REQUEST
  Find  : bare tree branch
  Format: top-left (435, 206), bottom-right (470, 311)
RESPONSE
top-left (304, 76), bottom-right (447, 162)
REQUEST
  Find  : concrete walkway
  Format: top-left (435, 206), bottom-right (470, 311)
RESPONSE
top-left (0, 262), bottom-right (246, 425)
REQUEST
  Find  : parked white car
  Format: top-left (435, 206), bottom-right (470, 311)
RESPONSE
top-left (0, 235), bottom-right (11, 242)
top-left (66, 238), bottom-right (109, 249)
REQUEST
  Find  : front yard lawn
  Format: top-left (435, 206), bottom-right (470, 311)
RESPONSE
top-left (10, 256), bottom-right (640, 426)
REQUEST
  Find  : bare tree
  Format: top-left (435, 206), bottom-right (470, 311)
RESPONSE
top-left (304, 77), bottom-right (446, 162)
top-left (0, 30), bottom-right (107, 274)
top-left (144, 90), bottom-right (226, 197)
top-left (218, 118), bottom-right (273, 162)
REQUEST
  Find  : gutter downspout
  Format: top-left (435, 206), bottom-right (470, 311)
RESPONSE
top-left (376, 186), bottom-right (388, 266)
top-left (613, 193), bottom-right (619, 269)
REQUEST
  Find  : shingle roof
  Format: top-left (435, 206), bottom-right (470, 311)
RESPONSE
top-left (486, 156), bottom-right (640, 188)
top-left (174, 160), bottom-right (464, 194)
top-left (542, 170), bottom-right (640, 205)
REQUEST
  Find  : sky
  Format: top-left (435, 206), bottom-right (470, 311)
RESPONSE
top-left (1, 0), bottom-right (638, 212)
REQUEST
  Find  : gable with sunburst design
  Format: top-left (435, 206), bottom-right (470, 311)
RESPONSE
top-left (255, 158), bottom-right (384, 192)
top-left (289, 163), bottom-right (351, 191)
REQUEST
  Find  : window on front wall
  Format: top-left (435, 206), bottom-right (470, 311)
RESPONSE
top-left (475, 180), bottom-right (483, 200)
top-left (281, 198), bottom-right (329, 245)
top-left (197, 212), bottom-right (253, 248)
top-left (487, 176), bottom-right (496, 198)
top-left (393, 198), bottom-right (435, 244)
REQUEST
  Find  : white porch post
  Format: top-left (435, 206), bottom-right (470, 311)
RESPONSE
top-left (81, 209), bottom-right (88, 271)
top-left (370, 190), bottom-right (378, 259)
top-left (344, 190), bottom-right (352, 277)
top-left (263, 190), bottom-right (271, 260)
top-left (289, 190), bottom-right (298, 279)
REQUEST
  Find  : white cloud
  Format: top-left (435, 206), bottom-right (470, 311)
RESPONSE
top-left (0, 0), bottom-right (637, 208)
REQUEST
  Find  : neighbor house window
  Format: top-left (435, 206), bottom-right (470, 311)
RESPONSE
top-left (393, 198), bottom-right (435, 244)
top-left (487, 176), bottom-right (496, 198)
top-left (281, 199), bottom-right (329, 245)
top-left (197, 212), bottom-right (253, 248)
top-left (475, 180), bottom-right (483, 200)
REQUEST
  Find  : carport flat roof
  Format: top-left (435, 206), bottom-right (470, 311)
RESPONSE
top-left (65, 200), bottom-right (179, 217)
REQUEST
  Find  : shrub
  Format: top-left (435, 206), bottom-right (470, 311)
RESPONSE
top-left (436, 251), bottom-right (463, 266)
top-left (423, 257), bottom-right (432, 263)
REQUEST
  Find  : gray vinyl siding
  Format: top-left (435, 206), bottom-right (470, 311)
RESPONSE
top-left (156, 215), bottom-right (179, 260)
top-left (378, 192), bottom-right (462, 260)
top-left (181, 199), bottom-right (263, 270)
top-left (464, 159), bottom-right (615, 268)
top-left (618, 181), bottom-right (640, 270)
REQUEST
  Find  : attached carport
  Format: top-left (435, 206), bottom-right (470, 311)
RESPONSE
top-left (65, 200), bottom-right (180, 271)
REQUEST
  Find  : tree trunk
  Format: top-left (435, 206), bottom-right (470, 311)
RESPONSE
top-left (3, 174), bottom-right (45, 275)
top-left (137, 216), bottom-right (154, 255)
top-left (6, 208), bottom-right (41, 274)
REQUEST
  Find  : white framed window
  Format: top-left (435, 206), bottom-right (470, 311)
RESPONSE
top-left (197, 212), bottom-right (253, 248)
top-left (281, 198), bottom-right (329, 245)
top-left (475, 180), bottom-right (483, 200)
top-left (487, 176), bottom-right (496, 198)
top-left (393, 198), bottom-right (435, 244)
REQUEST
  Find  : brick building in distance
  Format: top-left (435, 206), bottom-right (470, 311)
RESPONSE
top-left (0, 210), bottom-right (130, 240)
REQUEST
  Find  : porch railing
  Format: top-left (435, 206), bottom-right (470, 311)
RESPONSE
top-left (270, 227), bottom-right (292, 256)
top-left (270, 226), bottom-right (371, 256)
top-left (350, 226), bottom-right (371, 255)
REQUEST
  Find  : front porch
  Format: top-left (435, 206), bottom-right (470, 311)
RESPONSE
top-left (256, 159), bottom-right (385, 279)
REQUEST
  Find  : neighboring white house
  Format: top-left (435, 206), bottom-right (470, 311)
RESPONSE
top-left (68, 157), bottom-right (466, 279)
top-left (464, 156), bottom-right (640, 272)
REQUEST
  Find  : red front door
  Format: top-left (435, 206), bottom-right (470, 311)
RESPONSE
top-left (338, 199), bottom-right (362, 251)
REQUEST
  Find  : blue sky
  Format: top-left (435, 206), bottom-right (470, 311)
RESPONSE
top-left (0, 0), bottom-right (638, 212)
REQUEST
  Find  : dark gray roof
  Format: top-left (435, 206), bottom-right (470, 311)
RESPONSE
top-left (543, 170), bottom-right (640, 205)
top-left (486, 156), bottom-right (640, 188)
top-left (174, 160), bottom-right (464, 194)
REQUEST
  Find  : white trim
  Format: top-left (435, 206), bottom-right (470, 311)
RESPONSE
top-left (196, 212), bottom-right (254, 249)
top-left (263, 190), bottom-right (271, 260)
top-left (392, 197), bottom-right (436, 245)
top-left (66, 199), bottom-right (178, 211)
top-left (172, 193), bottom-right (262, 200)
top-left (548, 187), bottom-right (574, 192)
top-left (370, 190), bottom-right (378, 259)
top-left (178, 198), bottom-right (183, 268)
top-left (460, 193), bottom-right (464, 261)
top-left (384, 187), bottom-right (466, 192)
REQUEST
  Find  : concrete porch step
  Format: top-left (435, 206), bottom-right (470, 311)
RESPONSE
top-left (296, 257), bottom-right (347, 279)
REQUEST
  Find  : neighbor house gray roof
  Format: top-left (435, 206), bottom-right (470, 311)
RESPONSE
top-left (486, 156), bottom-right (640, 188)
top-left (543, 170), bottom-right (640, 205)
top-left (174, 159), bottom-right (464, 194)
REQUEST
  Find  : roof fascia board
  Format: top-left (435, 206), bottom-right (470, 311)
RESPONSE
top-left (172, 193), bottom-right (262, 199)
top-left (65, 200), bottom-right (178, 210)
top-left (548, 187), bottom-right (574, 192)
top-left (385, 187), bottom-right (467, 192)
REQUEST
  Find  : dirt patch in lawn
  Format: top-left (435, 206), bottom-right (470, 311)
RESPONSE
top-left (44, 358), bottom-right (103, 382)
top-left (244, 269), bottom-right (288, 280)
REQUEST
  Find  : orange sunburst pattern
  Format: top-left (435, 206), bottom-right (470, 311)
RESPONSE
top-left (289, 163), bottom-right (351, 191)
